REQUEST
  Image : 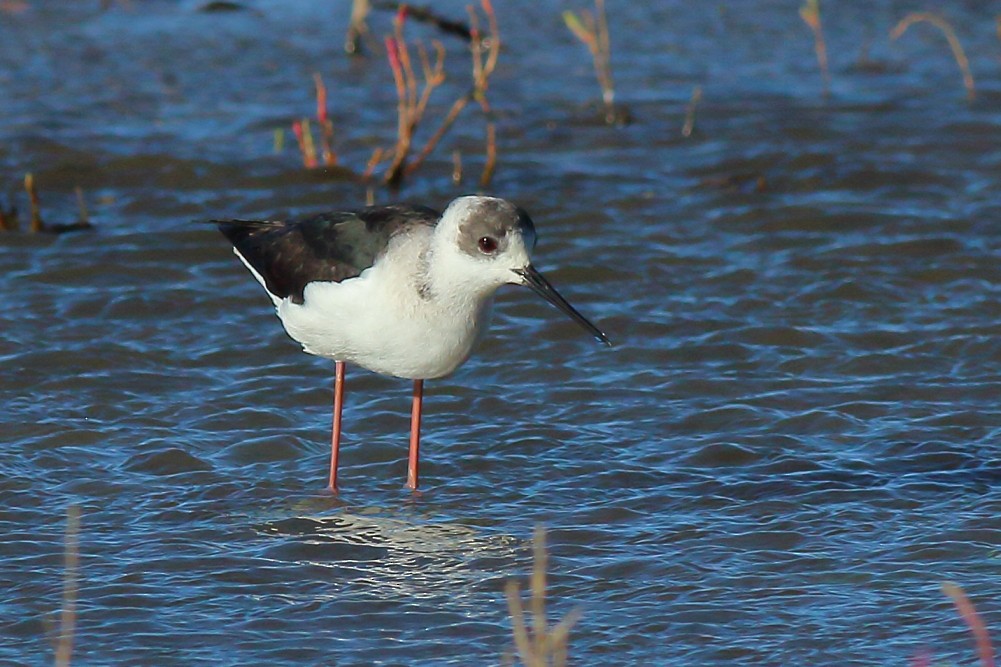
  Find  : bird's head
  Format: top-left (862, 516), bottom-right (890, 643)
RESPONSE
top-left (437, 195), bottom-right (610, 346)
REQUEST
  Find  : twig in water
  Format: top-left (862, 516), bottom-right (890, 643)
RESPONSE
top-left (799, 0), bottom-right (830, 98)
top-left (941, 582), bottom-right (995, 667)
top-left (890, 12), bottom-right (975, 101)
top-left (451, 149), bottom-right (462, 185)
top-left (404, 0), bottom-right (500, 186)
top-left (75, 187), bottom-right (89, 225)
top-left (363, 147), bottom-right (388, 182)
top-left (682, 85), bottom-right (703, 138)
top-left (470, 0), bottom-right (499, 187)
top-left (24, 172), bottom-right (43, 233)
top-left (345, 0), bottom-right (371, 54)
top-left (313, 73), bottom-right (338, 167)
top-left (291, 119), bottom-right (317, 169)
top-left (383, 7), bottom-right (448, 188)
top-left (504, 526), bottom-right (581, 667)
top-left (372, 1), bottom-right (472, 41)
top-left (290, 74), bottom-right (338, 170)
top-left (54, 506), bottom-right (81, 667)
top-left (563, 0), bottom-right (621, 124)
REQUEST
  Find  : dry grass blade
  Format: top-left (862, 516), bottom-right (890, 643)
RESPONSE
top-left (562, 10), bottom-right (596, 51)
top-left (481, 121), bottom-right (497, 187)
top-left (54, 506), bottom-right (81, 667)
top-left (505, 526), bottom-right (581, 666)
top-left (682, 84), bottom-right (703, 137)
top-left (890, 12), bottom-right (975, 101)
top-left (942, 582), bottom-right (995, 667)
top-left (505, 579), bottom-right (536, 666)
top-left (24, 172), bottom-right (43, 233)
top-left (402, 0), bottom-right (500, 186)
top-left (451, 149), bottom-right (462, 185)
top-left (345, 0), bottom-right (370, 54)
top-left (363, 146), bottom-right (388, 182)
top-left (564, 0), bottom-right (618, 123)
top-left (292, 119), bottom-right (318, 169)
top-left (530, 525), bottom-right (548, 655)
top-left (75, 186), bottom-right (89, 226)
top-left (799, 0), bottom-right (830, 97)
top-left (382, 7), bottom-right (452, 188)
top-left (313, 73), bottom-right (338, 167)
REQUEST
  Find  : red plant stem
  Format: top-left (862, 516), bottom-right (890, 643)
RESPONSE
top-left (291, 119), bottom-right (317, 169)
top-left (942, 582), bottom-right (995, 667)
top-left (313, 73), bottom-right (328, 124)
top-left (480, 121), bottom-right (496, 187)
top-left (404, 95), bottom-right (469, 177)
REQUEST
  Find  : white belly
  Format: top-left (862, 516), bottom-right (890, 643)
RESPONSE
top-left (275, 256), bottom-right (494, 380)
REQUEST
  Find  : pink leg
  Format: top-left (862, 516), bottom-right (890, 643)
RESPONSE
top-left (328, 361), bottom-right (346, 493)
top-left (406, 379), bottom-right (424, 490)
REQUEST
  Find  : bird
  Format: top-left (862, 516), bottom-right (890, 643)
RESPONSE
top-left (214, 195), bottom-right (610, 492)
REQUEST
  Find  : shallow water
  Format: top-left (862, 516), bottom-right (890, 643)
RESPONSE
top-left (1, 1), bottom-right (1000, 664)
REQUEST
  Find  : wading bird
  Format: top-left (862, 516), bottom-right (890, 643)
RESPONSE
top-left (215, 195), bottom-right (609, 491)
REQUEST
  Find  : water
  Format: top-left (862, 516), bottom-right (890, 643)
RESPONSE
top-left (2, 1), bottom-right (1000, 664)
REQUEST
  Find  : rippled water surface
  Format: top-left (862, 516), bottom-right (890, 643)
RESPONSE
top-left (2, 1), bottom-right (1000, 664)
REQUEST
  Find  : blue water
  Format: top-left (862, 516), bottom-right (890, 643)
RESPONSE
top-left (1, 1), bottom-right (999, 664)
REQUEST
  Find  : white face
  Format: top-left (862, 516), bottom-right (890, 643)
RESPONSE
top-left (439, 195), bottom-right (538, 292)
top-left (436, 196), bottom-right (611, 346)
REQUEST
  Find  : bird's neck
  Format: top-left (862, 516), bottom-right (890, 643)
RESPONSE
top-left (421, 236), bottom-right (497, 312)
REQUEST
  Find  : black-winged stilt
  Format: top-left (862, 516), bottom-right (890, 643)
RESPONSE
top-left (215, 195), bottom-right (610, 492)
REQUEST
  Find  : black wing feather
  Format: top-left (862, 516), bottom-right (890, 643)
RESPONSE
top-left (215, 204), bottom-right (439, 304)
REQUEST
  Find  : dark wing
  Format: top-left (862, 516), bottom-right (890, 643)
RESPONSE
top-left (215, 204), bottom-right (440, 304)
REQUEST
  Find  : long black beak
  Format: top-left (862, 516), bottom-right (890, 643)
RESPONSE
top-left (513, 265), bottom-right (612, 346)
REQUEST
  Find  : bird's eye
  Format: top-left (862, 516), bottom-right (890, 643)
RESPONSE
top-left (478, 236), bottom-right (498, 254)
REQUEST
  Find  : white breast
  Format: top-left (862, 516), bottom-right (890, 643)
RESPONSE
top-left (273, 230), bottom-right (494, 379)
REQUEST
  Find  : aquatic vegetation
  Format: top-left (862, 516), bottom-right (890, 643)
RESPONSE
top-left (291, 74), bottom-right (338, 170)
top-left (380, 8), bottom-right (449, 188)
top-left (451, 148), bottom-right (462, 185)
top-left (340, 3), bottom-right (475, 186)
top-left (0, 173), bottom-right (94, 234)
top-left (562, 0), bottom-right (625, 125)
top-left (367, 0), bottom-right (500, 188)
top-left (504, 526), bottom-right (581, 667)
top-left (941, 582), bottom-right (995, 667)
top-left (914, 583), bottom-right (995, 667)
top-left (681, 84), bottom-right (703, 138)
top-left (25, 172), bottom-right (43, 233)
top-left (345, 0), bottom-right (371, 54)
top-left (799, 0), bottom-right (830, 97)
top-left (54, 506), bottom-right (80, 667)
top-left (398, 0), bottom-right (500, 188)
top-left (890, 11), bottom-right (975, 101)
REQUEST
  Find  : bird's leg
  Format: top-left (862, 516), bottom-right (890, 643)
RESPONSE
top-left (328, 360), bottom-right (346, 493)
top-left (406, 379), bottom-right (424, 490)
